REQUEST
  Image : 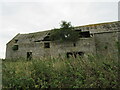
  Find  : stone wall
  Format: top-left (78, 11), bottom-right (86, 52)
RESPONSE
top-left (6, 35), bottom-right (95, 59)
top-left (6, 21), bottom-right (120, 59)
top-left (76, 21), bottom-right (120, 33)
top-left (94, 31), bottom-right (119, 60)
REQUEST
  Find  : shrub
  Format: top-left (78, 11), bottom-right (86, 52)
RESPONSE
top-left (12, 45), bottom-right (18, 51)
top-left (50, 21), bottom-right (79, 43)
top-left (2, 55), bottom-right (119, 89)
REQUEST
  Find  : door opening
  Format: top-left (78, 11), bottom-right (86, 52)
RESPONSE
top-left (27, 52), bottom-right (32, 60)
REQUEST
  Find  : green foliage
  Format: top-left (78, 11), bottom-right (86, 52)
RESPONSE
top-left (50, 21), bottom-right (79, 42)
top-left (2, 55), bottom-right (119, 89)
top-left (60, 21), bottom-right (72, 29)
top-left (116, 41), bottom-right (120, 54)
top-left (12, 45), bottom-right (18, 51)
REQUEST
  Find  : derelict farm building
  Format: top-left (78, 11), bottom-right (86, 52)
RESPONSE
top-left (6, 21), bottom-right (120, 59)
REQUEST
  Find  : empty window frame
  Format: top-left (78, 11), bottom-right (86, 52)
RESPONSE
top-left (80, 31), bottom-right (90, 38)
top-left (66, 51), bottom-right (84, 58)
top-left (12, 45), bottom-right (18, 51)
top-left (44, 42), bottom-right (50, 48)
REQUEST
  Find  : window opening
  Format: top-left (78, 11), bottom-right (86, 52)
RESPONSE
top-left (12, 45), bottom-right (18, 51)
top-left (44, 42), bottom-right (50, 48)
top-left (80, 31), bottom-right (90, 38)
top-left (66, 51), bottom-right (84, 58)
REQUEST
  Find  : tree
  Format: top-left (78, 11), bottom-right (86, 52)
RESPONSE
top-left (50, 21), bottom-right (79, 42)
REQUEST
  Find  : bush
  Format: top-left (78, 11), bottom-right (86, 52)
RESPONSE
top-left (50, 21), bottom-right (79, 42)
top-left (2, 55), bottom-right (119, 89)
top-left (12, 45), bottom-right (18, 51)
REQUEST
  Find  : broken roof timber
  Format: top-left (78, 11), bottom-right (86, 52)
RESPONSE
top-left (6, 21), bottom-right (120, 45)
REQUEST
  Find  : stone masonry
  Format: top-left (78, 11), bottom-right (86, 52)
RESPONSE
top-left (6, 21), bottom-right (120, 59)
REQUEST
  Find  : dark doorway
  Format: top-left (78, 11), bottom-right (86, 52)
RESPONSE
top-left (66, 51), bottom-right (84, 58)
top-left (73, 43), bottom-right (76, 47)
top-left (27, 52), bottom-right (32, 60)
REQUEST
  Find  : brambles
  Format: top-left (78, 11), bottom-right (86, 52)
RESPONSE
top-left (2, 55), bottom-right (119, 89)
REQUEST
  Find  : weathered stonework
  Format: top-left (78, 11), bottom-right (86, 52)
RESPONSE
top-left (6, 21), bottom-right (120, 59)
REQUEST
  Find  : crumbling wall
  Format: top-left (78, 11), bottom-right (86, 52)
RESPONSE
top-left (48, 37), bottom-right (96, 58)
top-left (6, 21), bottom-right (120, 59)
top-left (94, 31), bottom-right (119, 60)
top-left (76, 21), bottom-right (120, 33)
top-left (6, 31), bottom-right (49, 59)
top-left (6, 34), bottom-right (22, 59)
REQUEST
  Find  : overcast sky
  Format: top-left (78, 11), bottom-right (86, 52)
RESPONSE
top-left (0, 0), bottom-right (119, 59)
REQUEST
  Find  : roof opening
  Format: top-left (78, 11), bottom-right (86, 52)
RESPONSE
top-left (80, 31), bottom-right (90, 38)
top-left (43, 36), bottom-right (51, 41)
top-left (75, 29), bottom-right (81, 32)
top-left (47, 33), bottom-right (50, 35)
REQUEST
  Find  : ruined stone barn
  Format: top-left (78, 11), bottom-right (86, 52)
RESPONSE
top-left (6, 21), bottom-right (120, 59)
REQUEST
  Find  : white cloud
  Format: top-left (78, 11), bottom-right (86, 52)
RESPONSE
top-left (1, 0), bottom-right (120, 2)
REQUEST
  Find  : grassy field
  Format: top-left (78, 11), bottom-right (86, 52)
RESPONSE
top-left (2, 55), bottom-right (119, 89)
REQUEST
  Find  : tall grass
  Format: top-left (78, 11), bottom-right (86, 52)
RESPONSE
top-left (2, 54), bottom-right (119, 89)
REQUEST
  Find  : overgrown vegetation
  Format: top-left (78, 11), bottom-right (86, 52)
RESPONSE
top-left (50, 21), bottom-right (79, 42)
top-left (12, 45), bottom-right (18, 51)
top-left (2, 55), bottom-right (119, 89)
